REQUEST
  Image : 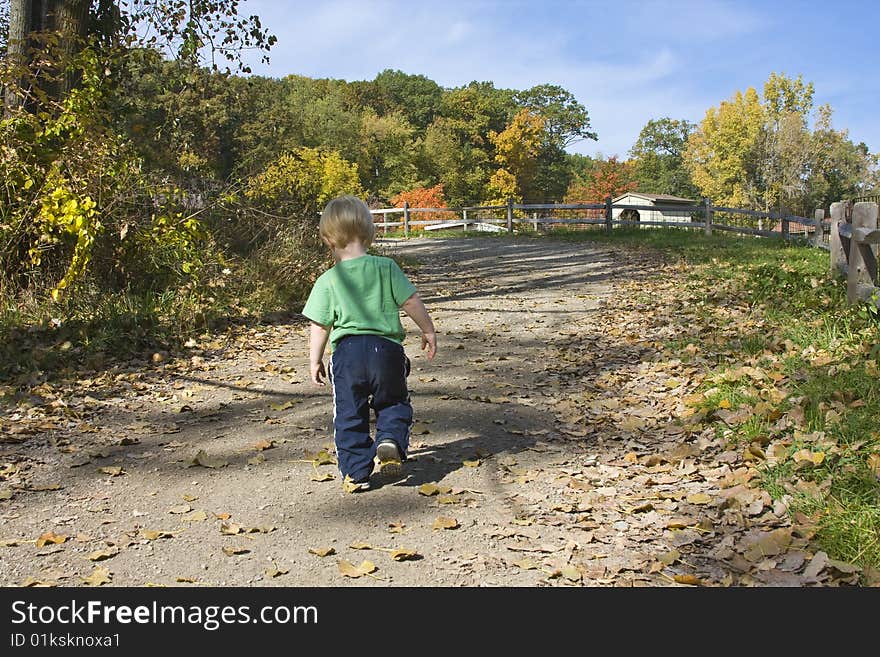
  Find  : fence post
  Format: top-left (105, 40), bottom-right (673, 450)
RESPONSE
top-left (813, 209), bottom-right (824, 247)
top-left (403, 201), bottom-right (410, 238)
top-left (604, 196), bottom-right (612, 234)
top-left (704, 198), bottom-right (713, 236)
top-left (462, 207), bottom-right (468, 230)
top-left (532, 211), bottom-right (538, 232)
top-left (506, 198), bottom-right (514, 233)
top-left (829, 201), bottom-right (847, 276)
top-left (847, 202), bottom-right (879, 305)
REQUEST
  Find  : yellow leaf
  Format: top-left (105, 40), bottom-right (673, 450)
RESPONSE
top-left (432, 516), bottom-right (459, 530)
top-left (98, 466), bottom-right (124, 477)
top-left (718, 399), bottom-right (732, 409)
top-left (184, 510), bottom-right (208, 522)
top-left (560, 565), bottom-right (582, 582)
top-left (513, 558), bottom-right (538, 570)
top-left (304, 449), bottom-right (335, 466)
top-left (82, 566), bottom-right (112, 586)
top-left (657, 549), bottom-right (681, 566)
top-left (389, 549), bottom-right (421, 561)
top-left (309, 547), bottom-right (336, 557)
top-left (337, 559), bottom-right (377, 578)
top-left (220, 523), bottom-right (243, 535)
top-left (462, 459), bottom-right (481, 468)
top-left (686, 493), bottom-right (712, 505)
top-left (189, 450), bottom-right (228, 469)
top-left (623, 452), bottom-right (638, 463)
top-left (310, 472), bottom-right (335, 482)
top-left (673, 574), bottom-right (703, 586)
top-left (87, 547), bottom-right (119, 561)
top-left (349, 540), bottom-right (372, 550)
top-left (867, 454), bottom-right (880, 478)
top-left (168, 504), bottom-right (192, 514)
top-left (266, 567), bottom-right (289, 578)
top-left (419, 483), bottom-right (452, 496)
top-left (269, 401), bottom-right (296, 411)
top-left (142, 530), bottom-right (174, 541)
top-left (222, 546), bottom-right (250, 556)
top-left (253, 439), bottom-right (276, 451)
top-left (36, 532), bottom-right (68, 548)
top-left (438, 494), bottom-right (460, 505)
top-left (182, 494), bottom-right (199, 502)
top-left (387, 522), bottom-right (405, 534)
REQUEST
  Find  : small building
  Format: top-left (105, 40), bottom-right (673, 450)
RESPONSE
top-left (612, 192), bottom-right (700, 224)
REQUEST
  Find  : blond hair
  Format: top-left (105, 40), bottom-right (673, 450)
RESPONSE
top-left (319, 195), bottom-right (375, 248)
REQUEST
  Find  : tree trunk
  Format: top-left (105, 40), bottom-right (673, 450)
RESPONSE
top-left (4, 0), bottom-right (91, 115)
top-left (43, 0), bottom-right (90, 101)
top-left (4, 0), bottom-right (36, 115)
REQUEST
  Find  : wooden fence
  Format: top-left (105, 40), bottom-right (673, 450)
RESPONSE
top-left (371, 196), bottom-right (880, 307)
top-left (829, 201), bottom-right (880, 307)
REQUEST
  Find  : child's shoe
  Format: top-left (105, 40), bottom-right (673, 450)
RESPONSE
top-left (376, 440), bottom-right (403, 479)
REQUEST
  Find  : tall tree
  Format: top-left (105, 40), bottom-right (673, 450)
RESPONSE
top-left (629, 117), bottom-right (698, 198)
top-left (514, 83), bottom-right (596, 149)
top-left (683, 87), bottom-right (765, 208)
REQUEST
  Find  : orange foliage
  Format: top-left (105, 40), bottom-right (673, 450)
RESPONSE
top-left (565, 156), bottom-right (637, 203)
top-left (389, 184), bottom-right (455, 229)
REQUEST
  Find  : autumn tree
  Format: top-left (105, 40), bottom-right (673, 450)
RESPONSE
top-left (487, 108), bottom-right (546, 203)
top-left (564, 155), bottom-right (636, 203)
top-left (389, 183), bottom-right (448, 227)
top-left (683, 87), bottom-right (764, 208)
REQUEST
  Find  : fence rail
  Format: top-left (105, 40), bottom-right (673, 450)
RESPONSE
top-left (372, 196), bottom-right (879, 308)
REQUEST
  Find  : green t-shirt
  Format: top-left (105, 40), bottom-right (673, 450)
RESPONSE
top-left (302, 254), bottom-right (418, 349)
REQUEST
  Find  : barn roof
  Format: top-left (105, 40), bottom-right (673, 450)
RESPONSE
top-left (613, 192), bottom-right (699, 204)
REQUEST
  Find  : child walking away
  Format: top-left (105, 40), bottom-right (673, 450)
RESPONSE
top-left (302, 195), bottom-right (437, 492)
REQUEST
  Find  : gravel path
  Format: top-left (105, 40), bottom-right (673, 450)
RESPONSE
top-left (0, 236), bottom-right (825, 587)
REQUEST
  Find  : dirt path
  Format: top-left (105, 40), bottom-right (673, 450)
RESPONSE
top-left (0, 236), bottom-right (834, 587)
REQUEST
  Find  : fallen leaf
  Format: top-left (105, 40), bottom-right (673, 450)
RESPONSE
top-left (269, 401), bottom-right (296, 412)
top-left (221, 546), bottom-right (250, 556)
top-left (349, 540), bottom-right (372, 550)
top-left (248, 454), bottom-right (266, 466)
top-left (419, 483), bottom-right (452, 496)
top-left (337, 559), bottom-right (377, 578)
top-left (266, 567), bottom-right (289, 578)
top-left (176, 577), bottom-right (197, 583)
top-left (142, 530), bottom-right (174, 541)
top-left (310, 472), bottom-right (335, 482)
top-left (462, 459), bottom-right (481, 468)
top-left (308, 547), bottom-right (336, 557)
top-left (253, 439), bottom-right (276, 451)
top-left (98, 466), bottom-right (124, 477)
top-left (35, 532), bottom-right (68, 548)
top-left (560, 565), bottom-right (582, 581)
top-left (182, 494), bottom-right (199, 502)
top-left (387, 522), bottom-right (405, 534)
top-left (513, 558), bottom-right (538, 570)
top-left (389, 549), bottom-right (421, 562)
top-left (184, 510), bottom-right (208, 522)
top-left (686, 493), bottom-right (712, 505)
top-left (87, 547), bottom-right (119, 561)
top-left (432, 516), bottom-right (459, 530)
top-left (189, 450), bottom-right (228, 469)
top-left (220, 523), bottom-right (243, 535)
top-left (82, 566), bottom-right (112, 586)
top-left (673, 574), bottom-right (703, 586)
top-left (438, 494), bottom-right (461, 505)
top-left (168, 504), bottom-right (192, 514)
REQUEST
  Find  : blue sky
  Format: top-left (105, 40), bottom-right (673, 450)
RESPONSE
top-left (238, 0), bottom-right (879, 159)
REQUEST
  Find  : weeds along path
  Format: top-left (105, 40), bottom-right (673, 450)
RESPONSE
top-left (0, 236), bottom-right (851, 586)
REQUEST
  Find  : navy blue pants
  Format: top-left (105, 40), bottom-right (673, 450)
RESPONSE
top-left (329, 335), bottom-right (412, 481)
